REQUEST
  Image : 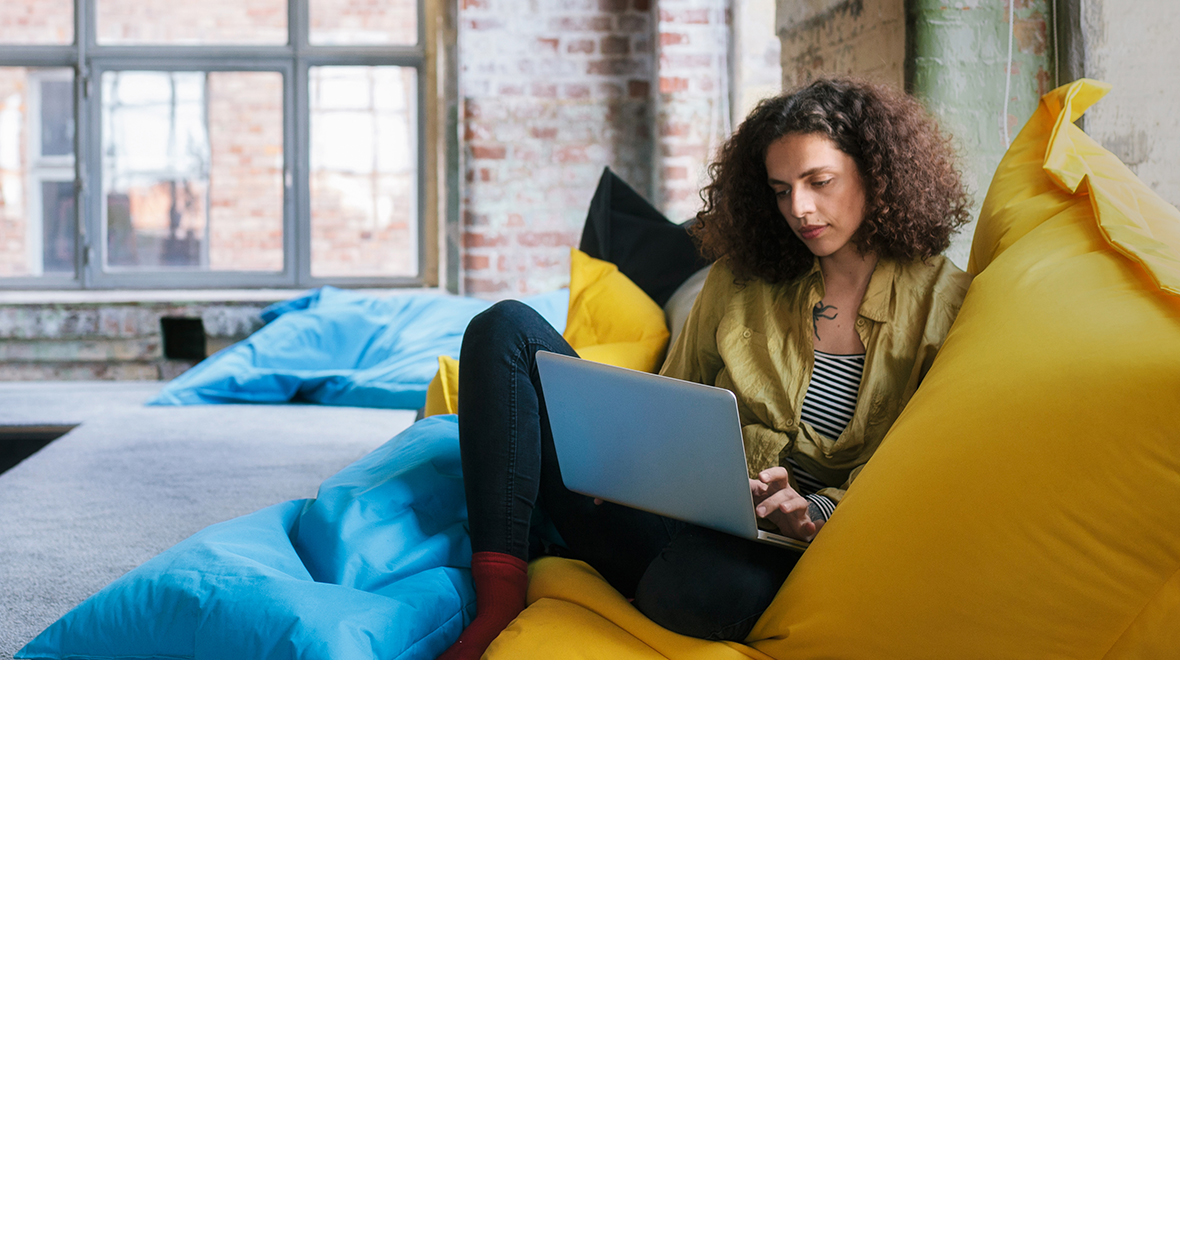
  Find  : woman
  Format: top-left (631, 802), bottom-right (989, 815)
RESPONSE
top-left (440, 77), bottom-right (972, 659)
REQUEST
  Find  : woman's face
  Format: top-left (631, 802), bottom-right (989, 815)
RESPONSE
top-left (764, 132), bottom-right (868, 262)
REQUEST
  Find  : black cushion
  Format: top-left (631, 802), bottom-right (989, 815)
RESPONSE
top-left (578, 168), bottom-right (711, 308)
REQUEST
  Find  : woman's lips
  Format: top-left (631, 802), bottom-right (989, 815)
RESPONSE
top-left (799, 225), bottom-right (827, 240)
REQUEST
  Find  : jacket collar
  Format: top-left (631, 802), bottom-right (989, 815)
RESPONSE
top-left (857, 257), bottom-right (897, 323)
top-left (808, 255), bottom-right (897, 324)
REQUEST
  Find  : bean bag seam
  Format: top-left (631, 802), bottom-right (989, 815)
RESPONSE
top-left (1101, 560), bottom-right (1180, 658)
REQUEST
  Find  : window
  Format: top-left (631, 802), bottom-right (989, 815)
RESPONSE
top-left (0, 0), bottom-right (428, 288)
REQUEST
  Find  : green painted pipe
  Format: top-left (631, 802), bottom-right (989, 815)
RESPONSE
top-left (908, 0), bottom-right (1054, 266)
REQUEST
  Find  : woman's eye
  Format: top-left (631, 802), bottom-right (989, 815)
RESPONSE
top-left (813, 179), bottom-right (832, 188)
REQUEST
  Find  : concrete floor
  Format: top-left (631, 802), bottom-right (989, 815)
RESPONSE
top-left (0, 382), bottom-right (415, 658)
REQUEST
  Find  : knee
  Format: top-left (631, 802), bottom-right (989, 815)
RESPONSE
top-left (634, 562), bottom-right (742, 641)
top-left (633, 530), bottom-right (793, 642)
top-left (463, 300), bottom-right (545, 357)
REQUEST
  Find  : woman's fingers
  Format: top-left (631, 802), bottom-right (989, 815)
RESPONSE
top-left (755, 488), bottom-right (808, 519)
top-left (752, 471), bottom-right (819, 540)
top-left (772, 508), bottom-right (817, 540)
top-left (753, 468), bottom-right (794, 512)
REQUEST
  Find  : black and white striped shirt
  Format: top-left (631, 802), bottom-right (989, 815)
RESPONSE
top-left (786, 350), bottom-right (865, 523)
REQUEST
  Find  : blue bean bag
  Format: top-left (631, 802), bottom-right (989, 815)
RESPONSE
top-left (17, 416), bottom-right (475, 660)
top-left (148, 286), bottom-right (570, 409)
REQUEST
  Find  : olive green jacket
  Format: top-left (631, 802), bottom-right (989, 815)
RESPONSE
top-left (659, 255), bottom-right (972, 508)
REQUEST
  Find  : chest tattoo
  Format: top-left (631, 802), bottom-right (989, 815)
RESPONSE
top-left (812, 301), bottom-right (838, 341)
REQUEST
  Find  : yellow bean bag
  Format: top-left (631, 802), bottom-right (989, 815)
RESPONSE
top-left (491, 557), bottom-right (770, 660)
top-left (488, 79), bottom-right (1180, 660)
top-left (423, 249), bottom-right (670, 417)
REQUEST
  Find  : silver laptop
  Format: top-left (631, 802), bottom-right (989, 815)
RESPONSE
top-left (536, 351), bottom-right (808, 551)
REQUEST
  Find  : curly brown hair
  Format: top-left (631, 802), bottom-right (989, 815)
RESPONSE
top-left (691, 78), bottom-right (971, 285)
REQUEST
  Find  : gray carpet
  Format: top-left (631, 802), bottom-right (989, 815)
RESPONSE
top-left (0, 382), bottom-right (416, 658)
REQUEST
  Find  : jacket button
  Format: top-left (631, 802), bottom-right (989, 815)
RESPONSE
top-left (742, 329), bottom-right (752, 338)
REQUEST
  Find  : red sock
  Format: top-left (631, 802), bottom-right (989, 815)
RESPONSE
top-left (438, 551), bottom-right (529, 660)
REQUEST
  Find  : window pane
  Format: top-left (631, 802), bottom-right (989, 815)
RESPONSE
top-left (208, 73), bottom-right (284, 271)
top-left (309, 0), bottom-right (417, 46)
top-left (0, 68), bottom-right (76, 278)
top-left (0, 0), bottom-right (73, 44)
top-left (102, 72), bottom-right (209, 269)
top-left (310, 66), bottom-right (417, 279)
top-left (102, 71), bottom-right (283, 273)
top-left (96, 0), bottom-right (286, 45)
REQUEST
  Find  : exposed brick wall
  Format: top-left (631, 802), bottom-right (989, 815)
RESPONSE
top-left (0, 299), bottom-right (270, 381)
top-left (459, 0), bottom-right (656, 297)
top-left (458, 0), bottom-right (738, 295)
top-left (655, 0), bottom-right (731, 222)
top-left (777, 0), bottom-right (904, 92)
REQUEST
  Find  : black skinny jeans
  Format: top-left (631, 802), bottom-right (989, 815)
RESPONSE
top-left (457, 300), bottom-right (803, 643)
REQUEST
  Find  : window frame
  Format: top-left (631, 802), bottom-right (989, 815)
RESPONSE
top-left (0, 0), bottom-right (430, 290)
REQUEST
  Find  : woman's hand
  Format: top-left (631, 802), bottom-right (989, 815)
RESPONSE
top-left (750, 468), bottom-right (823, 542)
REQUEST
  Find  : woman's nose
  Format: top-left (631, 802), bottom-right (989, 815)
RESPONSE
top-left (792, 189), bottom-right (815, 218)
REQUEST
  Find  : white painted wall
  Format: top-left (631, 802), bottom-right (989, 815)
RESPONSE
top-left (1080, 0), bottom-right (1180, 210)
top-left (732, 0), bottom-right (782, 124)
